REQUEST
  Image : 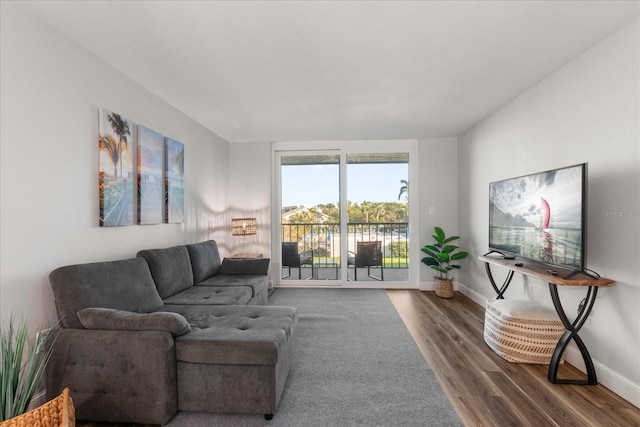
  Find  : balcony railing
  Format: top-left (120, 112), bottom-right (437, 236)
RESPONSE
top-left (281, 222), bottom-right (409, 269)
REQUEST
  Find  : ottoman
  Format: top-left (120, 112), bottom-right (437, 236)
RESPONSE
top-left (484, 299), bottom-right (565, 364)
top-left (162, 305), bottom-right (298, 419)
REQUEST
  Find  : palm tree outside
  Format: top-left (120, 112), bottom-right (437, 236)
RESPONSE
top-left (398, 179), bottom-right (409, 202)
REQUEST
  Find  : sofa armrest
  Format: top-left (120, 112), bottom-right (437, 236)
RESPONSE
top-left (219, 258), bottom-right (270, 275)
top-left (78, 307), bottom-right (191, 336)
top-left (45, 328), bottom-right (177, 425)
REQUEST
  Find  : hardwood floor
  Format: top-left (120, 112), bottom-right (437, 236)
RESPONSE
top-left (77, 289), bottom-right (639, 427)
top-left (387, 289), bottom-right (640, 427)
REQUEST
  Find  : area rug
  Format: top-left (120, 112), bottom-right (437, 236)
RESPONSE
top-left (165, 288), bottom-right (462, 426)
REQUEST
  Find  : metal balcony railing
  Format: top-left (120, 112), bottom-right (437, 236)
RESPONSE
top-left (281, 222), bottom-right (409, 268)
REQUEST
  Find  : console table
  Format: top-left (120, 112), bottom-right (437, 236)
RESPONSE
top-left (478, 255), bottom-right (615, 385)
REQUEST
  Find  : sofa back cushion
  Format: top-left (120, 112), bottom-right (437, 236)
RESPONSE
top-left (185, 240), bottom-right (221, 283)
top-left (49, 257), bottom-right (164, 329)
top-left (137, 245), bottom-right (194, 299)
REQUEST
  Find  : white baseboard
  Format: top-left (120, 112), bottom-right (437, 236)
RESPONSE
top-left (563, 346), bottom-right (640, 409)
top-left (419, 280), bottom-right (439, 291)
top-left (457, 281), bottom-right (640, 409)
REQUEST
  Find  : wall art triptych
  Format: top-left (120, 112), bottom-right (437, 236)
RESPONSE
top-left (165, 137), bottom-right (185, 224)
top-left (137, 125), bottom-right (164, 225)
top-left (98, 108), bottom-right (184, 227)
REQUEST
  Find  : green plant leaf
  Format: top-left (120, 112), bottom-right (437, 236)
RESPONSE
top-left (443, 235), bottom-right (460, 244)
top-left (433, 227), bottom-right (445, 245)
top-left (422, 250), bottom-right (436, 258)
top-left (1, 313), bottom-right (60, 420)
top-left (436, 253), bottom-right (450, 263)
top-left (421, 245), bottom-right (439, 254)
top-left (421, 257), bottom-right (439, 266)
top-left (421, 226), bottom-right (467, 280)
top-left (442, 244), bottom-right (458, 254)
top-left (451, 251), bottom-right (469, 260)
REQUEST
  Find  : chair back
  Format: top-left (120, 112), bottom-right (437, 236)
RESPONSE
top-left (355, 241), bottom-right (382, 267)
top-left (282, 242), bottom-right (301, 267)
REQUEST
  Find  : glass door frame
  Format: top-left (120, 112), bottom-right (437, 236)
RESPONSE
top-left (274, 148), bottom-right (341, 286)
top-left (271, 140), bottom-right (419, 288)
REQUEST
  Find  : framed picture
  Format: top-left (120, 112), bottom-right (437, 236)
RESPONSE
top-left (98, 108), bottom-right (134, 227)
top-left (137, 126), bottom-right (164, 224)
top-left (165, 137), bottom-right (185, 223)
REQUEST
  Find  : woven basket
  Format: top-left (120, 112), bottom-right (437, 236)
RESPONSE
top-left (1, 388), bottom-right (75, 427)
top-left (434, 277), bottom-right (454, 298)
top-left (484, 299), bottom-right (565, 364)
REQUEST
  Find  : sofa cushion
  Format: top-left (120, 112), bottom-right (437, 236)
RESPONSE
top-left (78, 307), bottom-right (191, 337)
top-left (185, 240), bottom-right (222, 283)
top-left (137, 246), bottom-right (194, 299)
top-left (197, 275), bottom-right (268, 298)
top-left (218, 258), bottom-right (270, 276)
top-left (163, 305), bottom-right (298, 366)
top-left (162, 286), bottom-right (252, 306)
top-left (49, 258), bottom-right (164, 329)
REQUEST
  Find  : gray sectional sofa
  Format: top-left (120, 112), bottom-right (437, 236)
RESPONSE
top-left (45, 240), bottom-right (297, 425)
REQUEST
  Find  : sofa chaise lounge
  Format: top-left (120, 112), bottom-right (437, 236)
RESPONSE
top-left (45, 240), bottom-right (297, 425)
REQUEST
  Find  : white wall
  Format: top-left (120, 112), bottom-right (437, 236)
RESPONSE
top-left (227, 142), bottom-right (272, 257)
top-left (458, 18), bottom-right (639, 405)
top-left (0, 3), bottom-right (231, 329)
top-left (417, 137), bottom-right (459, 287)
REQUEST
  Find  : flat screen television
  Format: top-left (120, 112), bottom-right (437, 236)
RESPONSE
top-left (488, 163), bottom-right (587, 275)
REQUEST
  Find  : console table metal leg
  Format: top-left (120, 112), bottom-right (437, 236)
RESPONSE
top-left (484, 263), bottom-right (514, 299)
top-left (548, 284), bottom-right (598, 385)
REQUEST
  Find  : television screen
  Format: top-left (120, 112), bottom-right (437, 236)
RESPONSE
top-left (489, 163), bottom-right (587, 271)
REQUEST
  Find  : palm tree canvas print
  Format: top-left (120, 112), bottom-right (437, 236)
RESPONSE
top-left (99, 108), bottom-right (134, 226)
top-left (137, 126), bottom-right (164, 224)
top-left (165, 137), bottom-right (184, 223)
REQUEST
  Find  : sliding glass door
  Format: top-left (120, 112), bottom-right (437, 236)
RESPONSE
top-left (346, 153), bottom-right (409, 282)
top-left (273, 141), bottom-right (417, 287)
top-left (279, 152), bottom-right (341, 281)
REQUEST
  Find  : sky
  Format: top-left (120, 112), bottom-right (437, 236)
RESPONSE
top-left (281, 163), bottom-right (408, 208)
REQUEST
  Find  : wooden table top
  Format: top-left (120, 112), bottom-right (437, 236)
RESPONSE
top-left (229, 253), bottom-right (263, 259)
top-left (478, 255), bottom-right (615, 287)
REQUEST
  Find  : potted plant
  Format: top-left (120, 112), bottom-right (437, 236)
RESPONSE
top-left (1, 313), bottom-right (59, 420)
top-left (421, 226), bottom-right (469, 298)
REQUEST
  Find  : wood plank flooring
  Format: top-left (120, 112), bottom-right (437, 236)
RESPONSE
top-left (76, 289), bottom-right (640, 426)
top-left (387, 289), bottom-right (640, 427)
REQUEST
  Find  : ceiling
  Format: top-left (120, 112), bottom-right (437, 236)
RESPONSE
top-left (15, 1), bottom-right (639, 143)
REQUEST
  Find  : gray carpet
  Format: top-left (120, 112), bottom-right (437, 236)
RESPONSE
top-left (165, 288), bottom-right (462, 426)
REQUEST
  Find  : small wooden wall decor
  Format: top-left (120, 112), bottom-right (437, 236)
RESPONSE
top-left (232, 218), bottom-right (257, 236)
top-left (137, 125), bottom-right (164, 225)
top-left (165, 137), bottom-right (185, 224)
top-left (98, 108), bottom-right (134, 227)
